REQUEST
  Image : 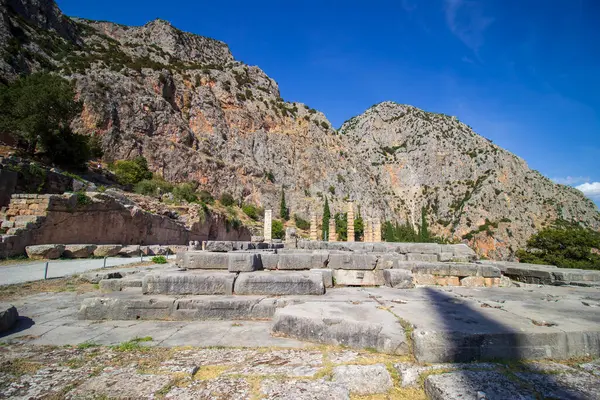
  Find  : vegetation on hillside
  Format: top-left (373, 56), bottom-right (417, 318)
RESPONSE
top-left (517, 220), bottom-right (600, 270)
top-left (0, 73), bottom-right (96, 169)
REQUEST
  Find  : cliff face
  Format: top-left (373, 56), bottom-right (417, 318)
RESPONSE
top-left (1, 0), bottom-right (599, 259)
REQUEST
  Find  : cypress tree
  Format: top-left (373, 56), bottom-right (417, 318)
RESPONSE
top-left (280, 188), bottom-right (289, 220)
top-left (419, 207), bottom-right (430, 242)
top-left (322, 197), bottom-right (331, 240)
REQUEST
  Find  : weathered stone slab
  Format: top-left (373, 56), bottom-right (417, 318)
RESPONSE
top-left (311, 269), bottom-right (333, 288)
top-left (328, 254), bottom-right (378, 270)
top-left (333, 270), bottom-right (385, 286)
top-left (278, 254), bottom-right (316, 270)
top-left (261, 253), bottom-right (279, 270)
top-left (143, 271), bottom-right (235, 295)
top-left (78, 295), bottom-right (176, 320)
top-left (173, 297), bottom-right (280, 320)
top-left (383, 269), bottom-right (414, 289)
top-left (504, 265), bottom-right (556, 284)
top-left (184, 252), bottom-right (229, 270)
top-left (552, 269), bottom-right (600, 283)
top-left (261, 379), bottom-right (350, 400)
top-left (406, 253), bottom-right (439, 262)
top-left (205, 241), bottom-right (234, 252)
top-left (398, 243), bottom-right (442, 254)
top-left (63, 244), bottom-right (97, 259)
top-left (0, 303), bottom-right (18, 332)
top-left (332, 364), bottom-right (393, 395)
top-left (234, 271), bottom-right (324, 295)
top-left (118, 245), bottom-right (141, 257)
top-left (425, 371), bottom-right (536, 400)
top-left (93, 245), bottom-right (123, 257)
top-left (272, 302), bottom-right (408, 355)
top-left (25, 244), bottom-right (64, 260)
top-left (228, 253), bottom-right (261, 272)
top-left (375, 253), bottom-right (407, 269)
top-left (515, 371), bottom-right (600, 399)
top-left (99, 278), bottom-right (143, 292)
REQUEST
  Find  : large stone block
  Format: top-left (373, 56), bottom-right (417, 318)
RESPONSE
top-left (184, 252), bottom-right (229, 270)
top-left (118, 245), bottom-right (141, 257)
top-left (311, 268), bottom-right (334, 288)
top-left (328, 254), bottom-right (378, 270)
top-left (63, 244), bottom-right (97, 259)
top-left (398, 243), bottom-right (442, 255)
top-left (99, 278), bottom-right (143, 292)
top-left (234, 271), bottom-right (324, 295)
top-left (260, 253), bottom-right (279, 270)
top-left (142, 271), bottom-right (235, 295)
top-left (406, 253), bottom-right (439, 262)
top-left (504, 265), bottom-right (556, 284)
top-left (333, 270), bottom-right (385, 286)
top-left (383, 269), bottom-right (414, 289)
top-left (376, 254), bottom-right (407, 270)
top-left (93, 245), bottom-right (123, 257)
top-left (228, 253), bottom-right (261, 272)
top-left (25, 244), bottom-right (65, 260)
top-left (277, 253), bottom-right (316, 270)
top-left (446, 244), bottom-right (477, 261)
top-left (425, 371), bottom-right (536, 400)
top-left (272, 302), bottom-right (408, 355)
top-left (0, 303), bottom-right (18, 332)
top-left (205, 241), bottom-right (234, 252)
top-left (78, 296), bottom-right (175, 320)
top-left (173, 297), bottom-right (278, 320)
top-left (332, 364), bottom-right (393, 395)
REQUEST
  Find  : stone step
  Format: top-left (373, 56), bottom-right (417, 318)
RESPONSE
top-left (271, 302), bottom-right (409, 355)
top-left (143, 271), bottom-right (236, 295)
top-left (78, 292), bottom-right (285, 321)
top-left (234, 271), bottom-right (325, 295)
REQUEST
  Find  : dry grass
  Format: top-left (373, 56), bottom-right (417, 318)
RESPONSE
top-left (193, 365), bottom-right (231, 380)
top-left (0, 277), bottom-right (99, 301)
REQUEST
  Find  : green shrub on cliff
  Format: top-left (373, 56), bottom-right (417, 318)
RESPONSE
top-left (172, 183), bottom-right (198, 203)
top-left (517, 220), bottom-right (600, 270)
top-left (220, 192), bottom-right (235, 207)
top-left (112, 156), bottom-right (153, 186)
top-left (272, 219), bottom-right (285, 240)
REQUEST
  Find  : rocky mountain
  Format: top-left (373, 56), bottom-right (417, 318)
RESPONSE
top-left (1, 0), bottom-right (599, 259)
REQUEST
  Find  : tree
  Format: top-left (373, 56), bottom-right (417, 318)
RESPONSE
top-left (516, 220), bottom-right (600, 270)
top-left (220, 192), bottom-right (235, 207)
top-left (354, 205), bottom-right (364, 241)
top-left (322, 197), bottom-right (331, 240)
top-left (280, 187), bottom-right (289, 220)
top-left (418, 207), bottom-right (431, 242)
top-left (0, 73), bottom-right (92, 168)
top-left (334, 212), bottom-right (348, 241)
top-left (112, 156), bottom-right (153, 186)
top-left (272, 219), bottom-right (285, 240)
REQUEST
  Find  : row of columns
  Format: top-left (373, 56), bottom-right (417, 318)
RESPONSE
top-left (263, 203), bottom-right (382, 243)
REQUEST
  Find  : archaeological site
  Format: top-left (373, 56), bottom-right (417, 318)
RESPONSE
top-left (1, 0), bottom-right (599, 399)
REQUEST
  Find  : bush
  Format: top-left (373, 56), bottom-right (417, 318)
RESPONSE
top-left (294, 214), bottom-right (310, 230)
top-left (198, 190), bottom-right (214, 204)
top-left (75, 191), bottom-right (91, 206)
top-left (516, 220), bottom-right (600, 270)
top-left (134, 178), bottom-right (173, 197)
top-left (220, 192), bottom-right (235, 207)
top-left (112, 156), bottom-right (153, 186)
top-left (272, 219), bottom-right (285, 240)
top-left (242, 203), bottom-right (260, 220)
top-left (172, 183), bottom-right (198, 203)
top-left (151, 256), bottom-right (168, 264)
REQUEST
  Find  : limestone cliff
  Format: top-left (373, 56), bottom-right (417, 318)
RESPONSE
top-left (1, 0), bottom-right (598, 259)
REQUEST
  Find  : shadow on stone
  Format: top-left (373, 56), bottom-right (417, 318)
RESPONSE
top-left (0, 316), bottom-right (34, 338)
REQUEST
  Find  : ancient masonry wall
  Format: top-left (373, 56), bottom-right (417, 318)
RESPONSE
top-left (0, 193), bottom-right (250, 258)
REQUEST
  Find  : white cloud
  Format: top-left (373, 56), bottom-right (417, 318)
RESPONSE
top-left (552, 176), bottom-right (591, 185)
top-left (444, 0), bottom-right (494, 53)
top-left (576, 182), bottom-right (600, 201)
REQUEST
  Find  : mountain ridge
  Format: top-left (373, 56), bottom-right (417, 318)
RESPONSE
top-left (1, 0), bottom-right (598, 260)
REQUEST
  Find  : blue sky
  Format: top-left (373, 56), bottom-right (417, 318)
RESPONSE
top-left (56, 0), bottom-right (600, 206)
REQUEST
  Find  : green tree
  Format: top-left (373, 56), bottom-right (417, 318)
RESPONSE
top-left (242, 203), bottom-right (260, 220)
top-left (173, 183), bottom-right (198, 203)
top-left (334, 212), bottom-right (348, 241)
top-left (280, 187), bottom-right (289, 220)
top-left (272, 219), bottom-right (285, 240)
top-left (354, 206), bottom-right (364, 241)
top-left (418, 207), bottom-right (431, 242)
top-left (112, 156), bottom-right (153, 186)
top-left (220, 192), bottom-right (235, 206)
top-left (322, 197), bottom-right (331, 240)
top-left (516, 220), bottom-right (600, 270)
top-left (0, 73), bottom-right (93, 169)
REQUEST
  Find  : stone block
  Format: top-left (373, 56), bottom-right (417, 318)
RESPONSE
top-left (376, 254), bottom-right (406, 270)
top-left (184, 252), bottom-right (229, 270)
top-left (311, 268), bottom-right (334, 288)
top-left (328, 254), bottom-right (378, 270)
top-left (278, 253), bottom-right (315, 270)
top-left (383, 269), bottom-right (414, 289)
top-left (78, 296), bottom-right (175, 320)
top-left (372, 243), bottom-right (398, 253)
top-left (93, 245), bottom-right (123, 257)
top-left (272, 302), bottom-right (408, 355)
top-left (332, 364), bottom-right (393, 395)
top-left (251, 236), bottom-right (265, 243)
top-left (99, 278), bottom-right (143, 292)
top-left (413, 274), bottom-right (437, 285)
top-left (205, 241), bottom-right (234, 252)
top-left (476, 265), bottom-right (501, 278)
top-left (234, 271), bottom-right (324, 295)
top-left (407, 253), bottom-right (439, 262)
top-left (460, 276), bottom-right (486, 287)
top-left (504, 265), bottom-right (555, 284)
top-left (118, 245), bottom-right (141, 257)
top-left (447, 263), bottom-right (478, 276)
top-left (0, 303), bottom-right (18, 332)
top-left (228, 253), bottom-right (261, 272)
top-left (261, 380), bottom-right (349, 400)
top-left (447, 276), bottom-right (460, 286)
top-left (26, 244), bottom-right (65, 260)
top-left (173, 297), bottom-right (278, 320)
top-left (412, 262), bottom-right (450, 276)
top-left (63, 244), bottom-right (97, 259)
top-left (445, 244), bottom-right (477, 260)
top-left (142, 271), bottom-right (235, 295)
top-left (398, 243), bottom-right (442, 254)
top-left (439, 252), bottom-right (454, 262)
top-left (260, 253), bottom-right (279, 270)
top-left (424, 371), bottom-right (536, 400)
top-left (333, 270), bottom-right (385, 286)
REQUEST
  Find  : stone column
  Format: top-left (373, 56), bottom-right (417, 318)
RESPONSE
top-left (373, 218), bottom-right (382, 242)
top-left (347, 202), bottom-right (355, 242)
top-left (310, 213), bottom-right (318, 241)
top-left (328, 219), bottom-right (336, 242)
top-left (264, 210), bottom-right (272, 242)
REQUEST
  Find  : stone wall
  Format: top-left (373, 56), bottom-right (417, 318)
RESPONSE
top-left (0, 193), bottom-right (251, 258)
